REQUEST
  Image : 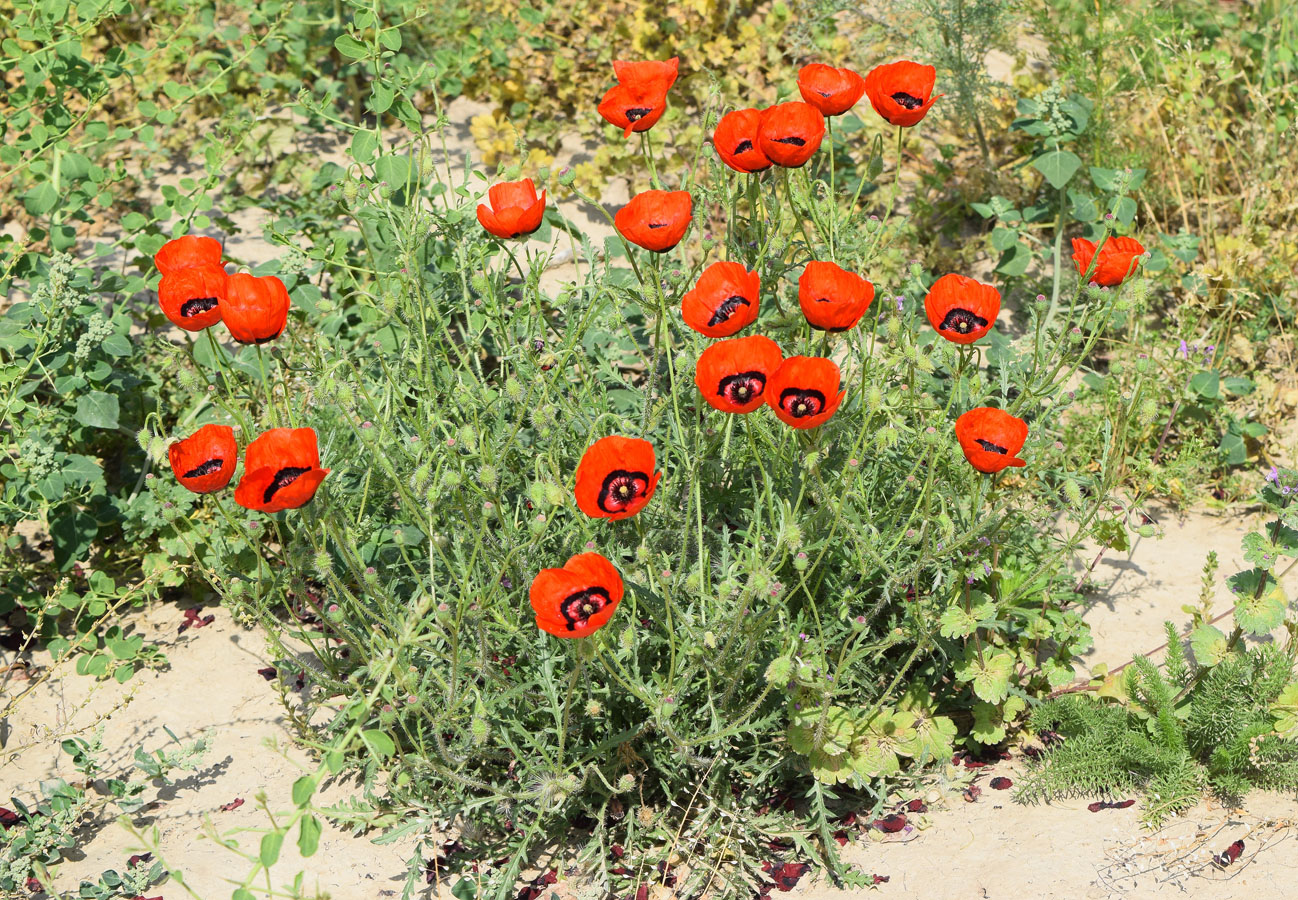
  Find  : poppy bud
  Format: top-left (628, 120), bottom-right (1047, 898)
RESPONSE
top-left (1071, 236), bottom-right (1146, 286)
top-left (865, 385), bottom-right (884, 412)
top-left (585, 699), bottom-right (604, 717)
top-left (1063, 479), bottom-right (1083, 507)
top-left (313, 551), bottom-right (332, 577)
top-left (478, 464), bottom-right (498, 488)
top-left (1138, 398), bottom-right (1159, 425)
top-left (220, 273), bottom-right (290, 344)
top-left (504, 377), bottom-right (524, 402)
top-left (765, 656), bottom-right (794, 687)
top-left (470, 716), bottom-right (489, 745)
top-left (616, 774), bottom-right (636, 793)
top-left (636, 544), bottom-right (652, 564)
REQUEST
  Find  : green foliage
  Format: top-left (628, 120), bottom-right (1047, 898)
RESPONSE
top-left (1019, 473), bottom-right (1298, 823)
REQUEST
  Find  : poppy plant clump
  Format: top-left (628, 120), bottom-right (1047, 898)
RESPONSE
top-left (529, 552), bottom-right (625, 638)
top-left (681, 261), bottom-right (762, 337)
top-left (574, 436), bottom-right (661, 520)
top-left (924, 273), bottom-right (1001, 345)
top-left (597, 57), bottom-right (680, 138)
top-left (615, 190), bottom-right (693, 252)
top-left (477, 178), bottom-right (547, 239)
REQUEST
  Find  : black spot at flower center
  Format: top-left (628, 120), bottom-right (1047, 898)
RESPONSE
top-left (939, 307), bottom-right (988, 334)
top-left (774, 136), bottom-right (806, 146)
top-left (734, 139), bottom-right (753, 154)
top-left (817, 90), bottom-right (832, 98)
top-left (180, 296), bottom-right (219, 318)
top-left (597, 469), bottom-right (650, 514)
top-left (718, 370), bottom-right (766, 406)
top-left (779, 388), bottom-right (826, 418)
top-left (253, 327), bottom-right (285, 345)
top-left (975, 439), bottom-right (1008, 454)
top-left (183, 458), bottom-right (224, 479)
top-left (892, 91), bottom-right (923, 110)
top-left (707, 295), bottom-right (751, 327)
top-left (626, 107), bottom-right (652, 122)
top-left (264, 466), bottom-right (311, 503)
top-left (560, 587), bottom-right (611, 631)
top-left (647, 222), bottom-right (667, 229)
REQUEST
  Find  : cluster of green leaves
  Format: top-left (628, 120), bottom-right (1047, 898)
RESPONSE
top-left (1019, 469), bottom-right (1298, 823)
top-left (1, 729), bottom-right (207, 895)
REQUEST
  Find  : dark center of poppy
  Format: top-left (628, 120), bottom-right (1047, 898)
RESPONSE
top-left (263, 466), bottom-right (311, 503)
top-left (817, 90), bottom-right (832, 98)
top-left (779, 387), bottom-right (826, 418)
top-left (182, 457), bottom-right (224, 479)
top-left (939, 307), bottom-right (989, 334)
top-left (892, 91), bottom-right (923, 110)
top-left (975, 439), bottom-right (1008, 454)
top-left (774, 136), bottom-right (806, 146)
top-left (647, 222), bottom-right (667, 229)
top-left (734, 139), bottom-right (754, 154)
top-left (625, 107), bottom-right (653, 122)
top-left (560, 586), bottom-right (611, 631)
top-left (707, 295), bottom-right (751, 327)
top-left (597, 469), bottom-right (650, 514)
top-left (718, 370), bottom-right (766, 406)
top-left (180, 296), bottom-right (219, 318)
top-left (253, 327), bottom-right (284, 345)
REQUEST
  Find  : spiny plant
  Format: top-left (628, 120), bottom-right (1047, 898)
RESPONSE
top-left (1018, 466), bottom-right (1298, 823)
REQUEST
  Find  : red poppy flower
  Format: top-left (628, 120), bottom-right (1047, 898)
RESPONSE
top-left (1071, 236), bottom-right (1146, 286)
top-left (954, 408), bottom-right (1028, 474)
top-left (220, 273), bottom-right (291, 344)
top-left (574, 435), bottom-right (661, 520)
top-left (614, 190), bottom-right (692, 253)
top-left (477, 179), bottom-right (546, 240)
top-left (924, 274), bottom-right (1001, 345)
top-left (233, 427), bottom-right (330, 513)
top-left (681, 261), bottom-right (761, 337)
top-left (529, 552), bottom-right (624, 639)
top-left (798, 64), bottom-right (867, 117)
top-left (597, 57), bottom-right (679, 138)
top-left (798, 261), bottom-right (875, 332)
top-left (713, 108), bottom-right (772, 173)
top-left (168, 424), bottom-right (237, 494)
top-left (864, 61), bottom-right (941, 128)
top-left (154, 235), bottom-right (223, 275)
top-left (757, 102), bottom-right (825, 168)
top-left (766, 356), bottom-right (845, 429)
top-left (158, 265), bottom-right (227, 331)
top-left (695, 335), bottom-right (783, 414)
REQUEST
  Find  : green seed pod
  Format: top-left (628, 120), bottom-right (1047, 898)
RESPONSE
top-left (1063, 478), bottom-right (1083, 508)
top-left (543, 482), bottom-right (566, 508)
top-left (1138, 398), bottom-right (1159, 425)
top-left (876, 425), bottom-right (900, 450)
top-left (885, 316), bottom-right (902, 339)
top-left (471, 716), bottom-right (489, 745)
top-left (342, 179), bottom-right (360, 203)
top-left (478, 464), bottom-right (498, 488)
top-left (635, 543), bottom-right (651, 564)
top-left (781, 520), bottom-right (804, 551)
top-left (504, 377), bottom-right (524, 402)
top-left (470, 273), bottom-right (490, 294)
top-left (584, 699), bottom-right (603, 717)
top-left (865, 385), bottom-right (884, 413)
top-left (411, 463), bottom-right (432, 491)
top-left (313, 551), bottom-right (332, 578)
top-left (616, 773), bottom-right (636, 793)
top-left (765, 656), bottom-right (794, 687)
